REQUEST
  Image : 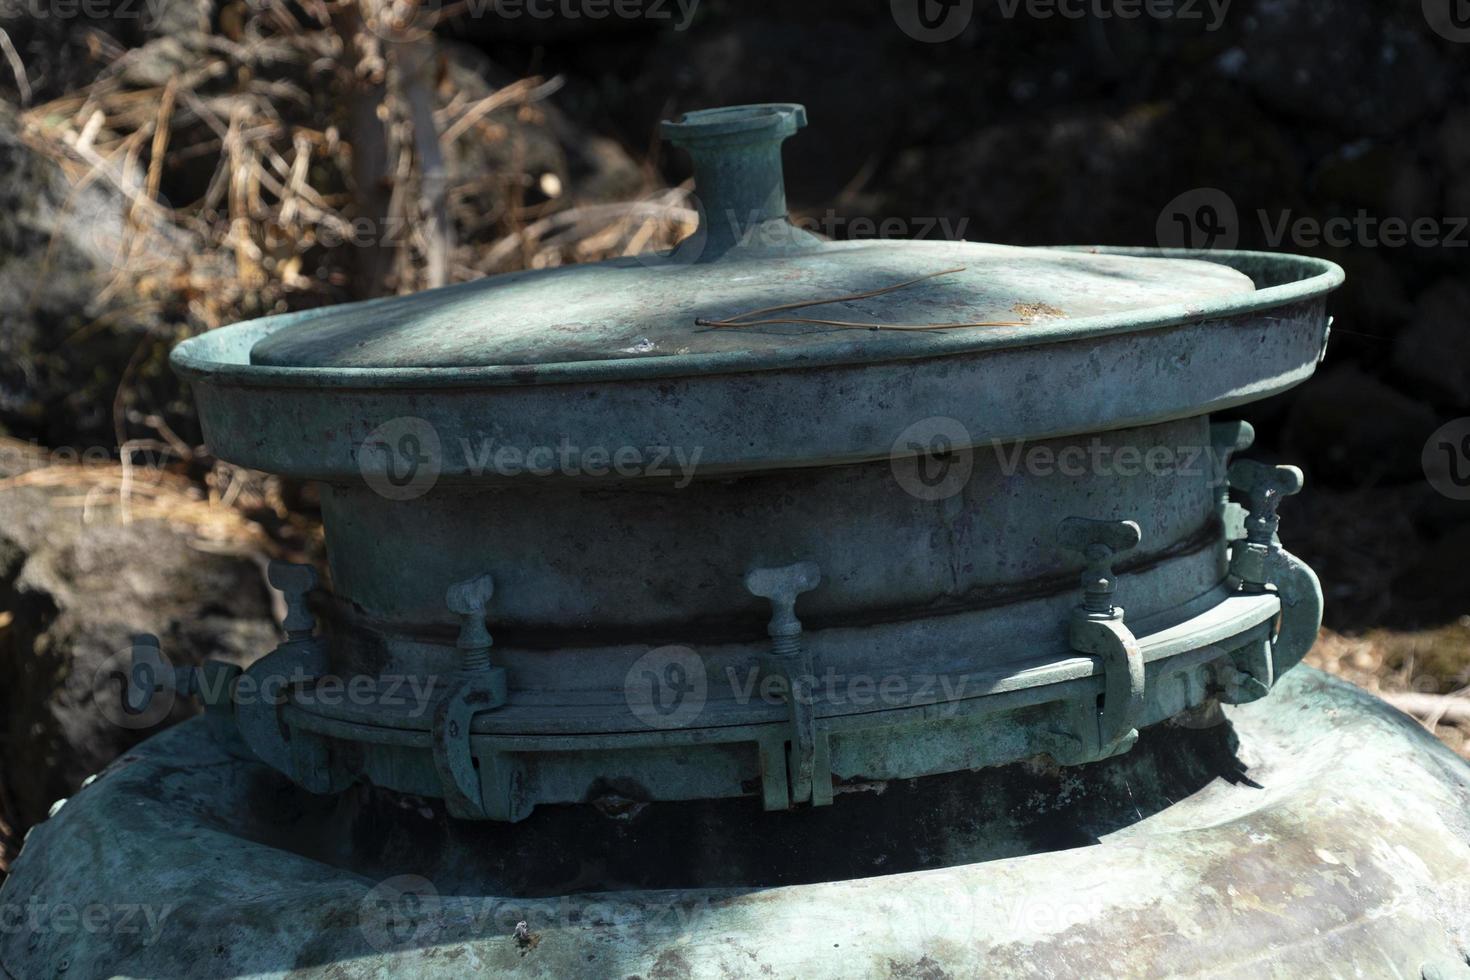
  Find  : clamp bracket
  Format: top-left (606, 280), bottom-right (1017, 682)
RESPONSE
top-left (1227, 461), bottom-right (1323, 680)
top-left (236, 562), bottom-right (347, 793)
top-left (746, 561), bottom-right (830, 809)
top-left (1044, 518), bottom-right (1146, 765)
top-left (430, 574), bottom-right (512, 820)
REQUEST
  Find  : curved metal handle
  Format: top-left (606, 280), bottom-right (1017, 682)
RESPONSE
top-left (745, 560), bottom-right (826, 807)
top-left (433, 573), bottom-right (508, 819)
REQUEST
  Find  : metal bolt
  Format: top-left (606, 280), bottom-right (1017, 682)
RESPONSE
top-left (1058, 518), bottom-right (1143, 617)
top-left (446, 574), bottom-right (496, 673)
top-left (1227, 461), bottom-right (1304, 546)
top-left (267, 561), bottom-right (319, 641)
top-left (744, 561), bottom-right (821, 657)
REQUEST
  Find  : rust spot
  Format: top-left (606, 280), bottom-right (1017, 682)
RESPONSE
top-left (886, 954), bottom-right (954, 979)
top-left (1013, 301), bottom-right (1065, 321)
top-left (513, 919), bottom-right (540, 956)
top-left (648, 948), bottom-right (692, 979)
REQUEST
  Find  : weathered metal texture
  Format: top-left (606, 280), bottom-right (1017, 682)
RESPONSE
top-left (318, 417), bottom-right (1218, 637)
top-left (241, 102), bottom-right (1260, 373)
top-left (156, 103), bottom-right (1342, 818)
top-left (242, 242), bottom-right (1257, 370)
top-left (188, 413), bottom-right (1316, 818)
top-left (170, 251), bottom-right (1337, 479)
top-left (4, 669), bottom-right (1468, 978)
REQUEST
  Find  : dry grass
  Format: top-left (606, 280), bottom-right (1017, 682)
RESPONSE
top-left (13, 7), bottom-right (691, 319)
top-left (1310, 624), bottom-right (1470, 758)
top-left (0, 429), bottom-right (311, 560)
top-left (10, 2), bottom-right (694, 452)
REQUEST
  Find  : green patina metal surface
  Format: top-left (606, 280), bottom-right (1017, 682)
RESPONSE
top-left (3, 669), bottom-right (1468, 977)
top-left (6, 99), bottom-right (1465, 976)
top-left (171, 102), bottom-right (1340, 391)
top-left (133, 103), bottom-right (1350, 822)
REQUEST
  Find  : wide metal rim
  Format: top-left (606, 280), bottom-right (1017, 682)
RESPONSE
top-left (8, 668), bottom-right (1468, 978)
top-left (170, 248), bottom-right (1343, 390)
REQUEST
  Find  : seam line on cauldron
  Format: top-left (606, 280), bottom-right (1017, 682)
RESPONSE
top-left (319, 516), bottom-right (1224, 651)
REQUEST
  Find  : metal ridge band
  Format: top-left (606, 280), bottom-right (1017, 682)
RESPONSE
top-left (280, 588), bottom-right (1283, 819)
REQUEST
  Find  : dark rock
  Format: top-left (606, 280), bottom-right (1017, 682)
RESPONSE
top-left (1234, 0), bottom-right (1451, 137)
top-left (1283, 364), bottom-right (1440, 485)
top-left (1441, 109), bottom-right (1470, 176)
top-left (0, 104), bottom-right (192, 445)
top-left (635, 17), bottom-right (908, 206)
top-left (1394, 279), bottom-right (1470, 408)
top-left (0, 461), bottom-right (277, 831)
top-left (883, 89), bottom-right (1297, 248)
top-left (1326, 249), bottom-right (1410, 345)
top-left (1391, 522), bottom-right (1470, 628)
top-left (1310, 142), bottom-right (1435, 221)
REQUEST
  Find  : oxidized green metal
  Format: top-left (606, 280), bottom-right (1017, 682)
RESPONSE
top-left (3, 669), bottom-right (1468, 977)
top-left (4, 98), bottom-right (1467, 978)
top-left (151, 104), bottom-right (1347, 823)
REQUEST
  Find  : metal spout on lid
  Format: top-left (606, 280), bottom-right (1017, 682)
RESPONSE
top-left (660, 103), bottom-right (822, 261)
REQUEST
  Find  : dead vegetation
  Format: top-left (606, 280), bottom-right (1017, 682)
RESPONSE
top-left (7, 0), bottom-right (695, 448)
top-left (1309, 625), bottom-right (1470, 759)
top-left (1, 0), bottom-right (697, 547)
